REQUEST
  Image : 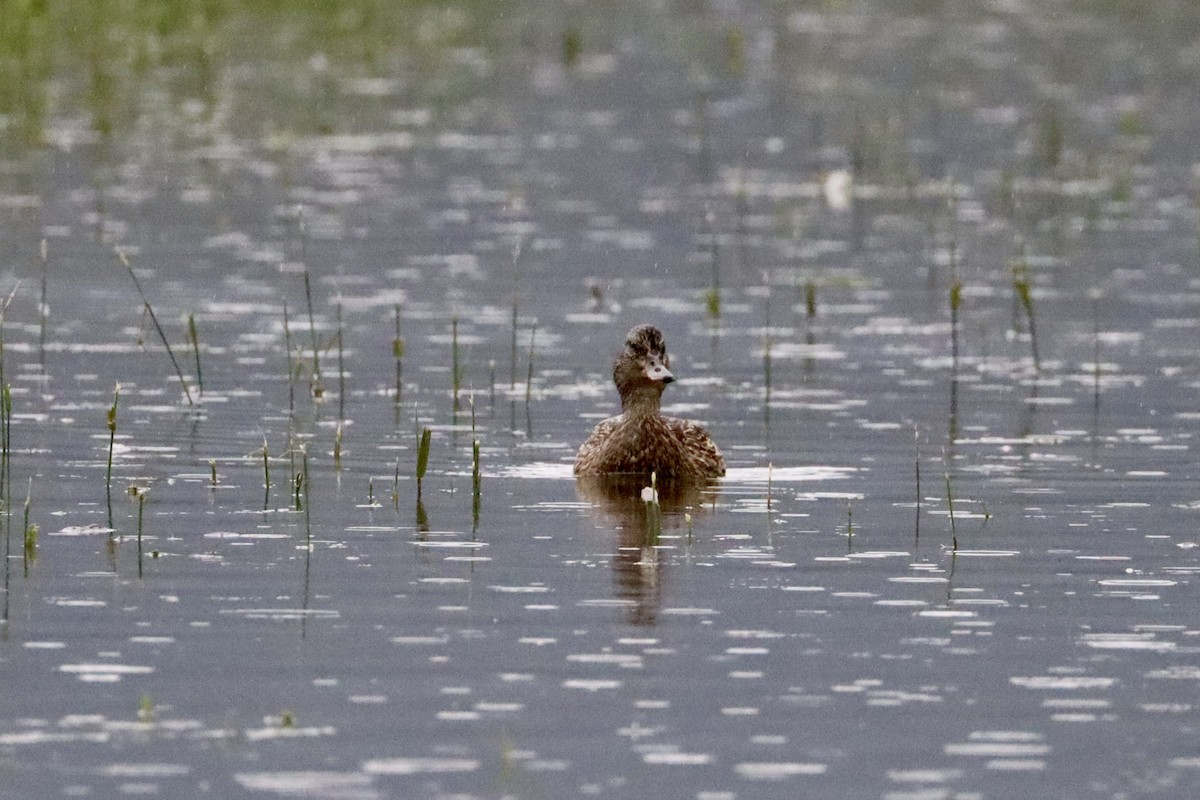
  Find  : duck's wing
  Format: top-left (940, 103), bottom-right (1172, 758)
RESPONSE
top-left (664, 416), bottom-right (726, 477)
top-left (574, 415), bottom-right (622, 474)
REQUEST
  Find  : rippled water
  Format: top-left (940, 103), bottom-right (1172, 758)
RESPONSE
top-left (2, 1), bottom-right (1200, 798)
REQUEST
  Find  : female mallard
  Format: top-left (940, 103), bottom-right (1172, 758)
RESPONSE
top-left (574, 324), bottom-right (725, 480)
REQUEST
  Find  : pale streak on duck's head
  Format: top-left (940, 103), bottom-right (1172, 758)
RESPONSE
top-left (614, 324), bottom-right (674, 408)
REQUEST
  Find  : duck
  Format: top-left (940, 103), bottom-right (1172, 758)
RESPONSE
top-left (574, 324), bottom-right (725, 480)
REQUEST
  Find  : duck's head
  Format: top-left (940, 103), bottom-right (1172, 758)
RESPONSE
top-left (614, 324), bottom-right (674, 406)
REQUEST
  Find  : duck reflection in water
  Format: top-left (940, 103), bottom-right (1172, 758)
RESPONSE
top-left (575, 324), bottom-right (723, 625)
top-left (576, 475), bottom-right (716, 625)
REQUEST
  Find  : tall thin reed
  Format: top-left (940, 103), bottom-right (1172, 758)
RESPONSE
top-left (115, 249), bottom-right (194, 405)
top-left (261, 435), bottom-right (271, 509)
top-left (944, 455), bottom-right (958, 552)
top-left (302, 447), bottom-right (311, 544)
top-left (949, 278), bottom-right (962, 366)
top-left (914, 429), bottom-right (921, 545)
top-left (471, 394), bottom-right (481, 498)
top-left (416, 426), bottom-right (431, 499)
top-left (766, 462), bottom-right (773, 511)
top-left (846, 499), bottom-right (853, 552)
top-left (333, 422), bottom-right (343, 470)
top-left (472, 438), bottom-right (481, 531)
top-left (106, 384), bottom-right (119, 531)
top-left (525, 323), bottom-right (537, 406)
top-left (22, 478), bottom-right (35, 573)
top-left (135, 488), bottom-right (147, 579)
top-left (302, 266), bottom-right (322, 398)
top-left (1012, 258), bottom-right (1040, 371)
top-left (392, 457), bottom-right (400, 511)
top-left (187, 312), bottom-right (203, 396)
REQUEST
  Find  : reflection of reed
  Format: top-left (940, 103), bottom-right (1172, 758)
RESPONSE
top-left (576, 475), bottom-right (716, 627)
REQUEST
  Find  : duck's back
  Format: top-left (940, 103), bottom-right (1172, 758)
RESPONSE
top-left (575, 413), bottom-right (724, 479)
top-left (663, 415), bottom-right (725, 478)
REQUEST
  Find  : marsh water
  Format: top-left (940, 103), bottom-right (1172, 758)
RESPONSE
top-left (3, 1), bottom-right (1200, 798)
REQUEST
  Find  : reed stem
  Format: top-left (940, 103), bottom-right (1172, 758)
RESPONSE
top-left (416, 426), bottom-right (431, 499)
top-left (116, 249), bottom-right (194, 405)
top-left (106, 384), bottom-right (119, 531)
top-left (187, 312), bottom-right (203, 397)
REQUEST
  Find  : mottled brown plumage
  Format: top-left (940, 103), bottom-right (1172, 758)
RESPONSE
top-left (574, 324), bottom-right (725, 479)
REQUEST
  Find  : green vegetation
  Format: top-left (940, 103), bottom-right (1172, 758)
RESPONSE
top-left (416, 426), bottom-right (431, 499)
top-left (106, 384), bottom-right (120, 531)
top-left (1012, 255), bottom-right (1040, 371)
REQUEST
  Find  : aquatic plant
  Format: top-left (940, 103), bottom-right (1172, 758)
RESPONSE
top-left (187, 312), bottom-right (203, 396)
top-left (416, 426), bottom-right (431, 499)
top-left (293, 471), bottom-right (303, 513)
top-left (106, 384), bottom-right (119, 530)
top-left (472, 438), bottom-right (481, 530)
top-left (914, 429), bottom-right (922, 545)
top-left (133, 486), bottom-right (147, 578)
top-left (1012, 255), bottom-right (1040, 371)
top-left (562, 26), bottom-right (582, 68)
top-left (642, 471), bottom-right (661, 543)
top-left (524, 322), bottom-right (537, 406)
top-left (138, 694), bottom-right (155, 723)
top-left (23, 478), bottom-right (36, 571)
top-left (116, 248), bottom-right (194, 405)
top-left (949, 277), bottom-right (962, 367)
top-left (299, 213), bottom-right (323, 400)
top-left (846, 499), bottom-right (854, 551)
top-left (944, 452), bottom-right (958, 552)
top-left (302, 447), bottom-right (311, 543)
top-left (391, 457), bottom-right (400, 511)
top-left (725, 25), bottom-right (745, 75)
top-left (704, 287), bottom-right (721, 321)
top-left (261, 436), bottom-right (271, 509)
top-left (333, 422), bottom-right (344, 470)
top-left (766, 461), bottom-right (773, 511)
